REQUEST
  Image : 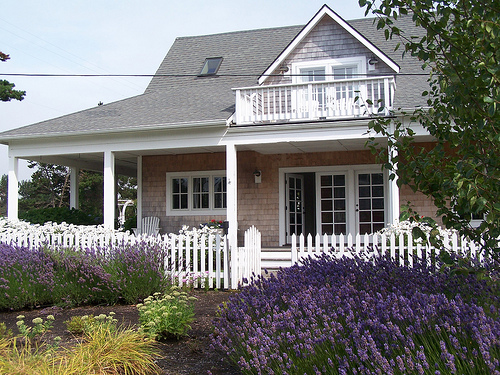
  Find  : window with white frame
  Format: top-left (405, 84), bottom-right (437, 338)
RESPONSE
top-left (167, 171), bottom-right (226, 215)
top-left (292, 57), bottom-right (366, 83)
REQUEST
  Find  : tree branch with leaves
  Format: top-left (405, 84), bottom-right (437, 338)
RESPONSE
top-left (0, 51), bottom-right (25, 102)
top-left (359, 0), bottom-right (499, 259)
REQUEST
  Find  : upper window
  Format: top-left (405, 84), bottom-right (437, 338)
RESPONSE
top-left (292, 57), bottom-right (366, 83)
top-left (199, 57), bottom-right (223, 76)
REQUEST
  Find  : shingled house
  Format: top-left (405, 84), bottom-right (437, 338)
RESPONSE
top-left (0, 5), bottom-right (433, 250)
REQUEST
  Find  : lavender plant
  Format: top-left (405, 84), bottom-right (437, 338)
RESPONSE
top-left (0, 244), bottom-right (55, 310)
top-left (211, 255), bottom-right (500, 374)
top-left (49, 247), bottom-right (117, 306)
top-left (0, 240), bottom-right (170, 311)
top-left (105, 241), bottom-right (168, 304)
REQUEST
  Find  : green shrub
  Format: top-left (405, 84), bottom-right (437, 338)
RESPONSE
top-left (19, 207), bottom-right (100, 225)
top-left (65, 313), bottom-right (118, 335)
top-left (137, 289), bottom-right (197, 340)
top-left (123, 215), bottom-right (137, 232)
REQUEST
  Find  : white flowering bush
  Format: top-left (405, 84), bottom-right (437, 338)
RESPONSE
top-left (175, 224), bottom-right (223, 238)
top-left (0, 217), bottom-right (124, 238)
top-left (376, 219), bottom-right (457, 245)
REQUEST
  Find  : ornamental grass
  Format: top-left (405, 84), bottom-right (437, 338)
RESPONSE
top-left (211, 254), bottom-right (500, 374)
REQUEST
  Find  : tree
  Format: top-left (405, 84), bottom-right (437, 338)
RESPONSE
top-left (19, 162), bottom-right (70, 212)
top-left (358, 0), bottom-right (499, 257)
top-left (0, 51), bottom-right (25, 102)
top-left (18, 162), bottom-right (137, 225)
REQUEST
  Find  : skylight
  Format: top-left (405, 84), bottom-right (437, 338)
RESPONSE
top-left (199, 57), bottom-right (223, 76)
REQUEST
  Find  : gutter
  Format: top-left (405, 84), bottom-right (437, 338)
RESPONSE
top-left (0, 119), bottom-right (228, 144)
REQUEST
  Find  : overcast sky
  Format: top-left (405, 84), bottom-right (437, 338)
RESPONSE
top-left (1, 1), bottom-right (367, 180)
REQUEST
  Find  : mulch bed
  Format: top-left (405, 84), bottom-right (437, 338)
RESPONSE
top-left (0, 290), bottom-right (242, 375)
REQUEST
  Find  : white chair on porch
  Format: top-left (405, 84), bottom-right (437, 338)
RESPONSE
top-left (132, 216), bottom-right (160, 236)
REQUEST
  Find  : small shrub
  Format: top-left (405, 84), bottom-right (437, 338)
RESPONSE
top-left (137, 289), bottom-right (197, 340)
top-left (65, 313), bottom-right (117, 336)
top-left (19, 207), bottom-right (99, 225)
top-left (0, 322), bottom-right (12, 339)
top-left (16, 314), bottom-right (54, 342)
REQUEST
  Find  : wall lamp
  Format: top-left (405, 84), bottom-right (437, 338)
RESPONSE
top-left (278, 64), bottom-right (289, 73)
top-left (368, 57), bottom-right (379, 65)
top-left (253, 170), bottom-right (262, 184)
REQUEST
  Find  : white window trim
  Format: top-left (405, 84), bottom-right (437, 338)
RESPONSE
top-left (292, 56), bottom-right (367, 84)
top-left (166, 170), bottom-right (227, 216)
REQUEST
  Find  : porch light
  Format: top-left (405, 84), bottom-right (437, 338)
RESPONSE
top-left (253, 170), bottom-right (262, 184)
top-left (368, 57), bottom-right (379, 65)
top-left (278, 64), bottom-right (289, 73)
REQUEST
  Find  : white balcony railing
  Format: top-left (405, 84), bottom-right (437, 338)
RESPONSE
top-left (234, 76), bottom-right (395, 125)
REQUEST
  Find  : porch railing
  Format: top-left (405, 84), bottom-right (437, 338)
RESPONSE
top-left (234, 76), bottom-right (395, 125)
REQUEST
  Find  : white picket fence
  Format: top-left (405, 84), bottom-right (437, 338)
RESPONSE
top-left (0, 227), bottom-right (485, 289)
top-left (290, 232), bottom-right (484, 267)
top-left (0, 225), bottom-right (263, 290)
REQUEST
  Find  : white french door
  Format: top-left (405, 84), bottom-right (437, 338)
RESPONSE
top-left (317, 170), bottom-right (386, 235)
top-left (286, 174), bottom-right (305, 242)
top-left (356, 172), bottom-right (385, 234)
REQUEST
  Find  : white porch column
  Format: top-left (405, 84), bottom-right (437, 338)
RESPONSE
top-left (136, 156), bottom-right (143, 233)
top-left (7, 156), bottom-right (19, 221)
top-left (69, 167), bottom-right (80, 209)
top-left (103, 151), bottom-right (116, 229)
top-left (387, 129), bottom-right (400, 224)
top-left (226, 143), bottom-right (238, 250)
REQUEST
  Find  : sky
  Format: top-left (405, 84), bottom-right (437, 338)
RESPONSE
top-left (1, 0), bottom-right (368, 180)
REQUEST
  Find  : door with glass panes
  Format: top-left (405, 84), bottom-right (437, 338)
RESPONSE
top-left (318, 171), bottom-right (385, 235)
top-left (286, 174), bottom-right (305, 242)
top-left (356, 172), bottom-right (385, 234)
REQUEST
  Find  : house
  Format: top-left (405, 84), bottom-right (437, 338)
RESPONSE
top-left (0, 5), bottom-right (433, 250)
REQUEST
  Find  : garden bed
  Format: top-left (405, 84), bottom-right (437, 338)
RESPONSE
top-left (0, 290), bottom-right (241, 375)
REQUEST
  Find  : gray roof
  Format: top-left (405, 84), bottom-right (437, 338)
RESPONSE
top-left (0, 14), bottom-right (427, 140)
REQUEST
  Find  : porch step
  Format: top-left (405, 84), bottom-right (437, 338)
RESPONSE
top-left (261, 247), bottom-right (292, 271)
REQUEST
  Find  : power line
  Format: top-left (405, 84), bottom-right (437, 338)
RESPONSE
top-left (0, 73), bottom-right (430, 77)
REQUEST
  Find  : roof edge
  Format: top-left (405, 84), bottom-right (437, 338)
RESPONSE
top-left (0, 119), bottom-right (227, 145)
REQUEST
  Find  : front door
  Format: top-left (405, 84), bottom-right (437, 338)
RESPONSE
top-left (286, 174), bottom-right (305, 242)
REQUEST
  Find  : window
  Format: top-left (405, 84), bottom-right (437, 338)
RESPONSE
top-left (292, 57), bottom-right (366, 83)
top-left (300, 67), bottom-right (326, 82)
top-left (199, 57), bottom-right (223, 76)
top-left (167, 171), bottom-right (226, 215)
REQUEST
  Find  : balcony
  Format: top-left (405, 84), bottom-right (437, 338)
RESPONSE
top-left (233, 76), bottom-right (395, 125)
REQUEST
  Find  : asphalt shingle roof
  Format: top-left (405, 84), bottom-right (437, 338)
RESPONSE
top-left (0, 14), bottom-right (427, 140)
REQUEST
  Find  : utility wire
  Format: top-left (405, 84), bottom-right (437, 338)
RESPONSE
top-left (0, 73), bottom-right (430, 77)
